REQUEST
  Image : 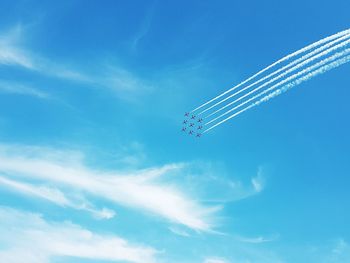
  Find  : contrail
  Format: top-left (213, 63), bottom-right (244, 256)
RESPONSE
top-left (203, 53), bottom-right (350, 133)
top-left (200, 33), bottom-right (350, 116)
top-left (191, 28), bottom-right (350, 113)
top-left (205, 47), bottom-right (350, 126)
top-left (204, 37), bottom-right (350, 120)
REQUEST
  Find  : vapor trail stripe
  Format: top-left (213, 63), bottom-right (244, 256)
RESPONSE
top-left (200, 33), bottom-right (350, 116)
top-left (191, 28), bottom-right (350, 113)
top-left (205, 47), bottom-right (350, 126)
top-left (205, 38), bottom-right (350, 123)
top-left (203, 54), bottom-right (350, 133)
top-left (205, 47), bottom-right (350, 127)
top-left (255, 54), bottom-right (350, 104)
top-left (205, 37), bottom-right (350, 120)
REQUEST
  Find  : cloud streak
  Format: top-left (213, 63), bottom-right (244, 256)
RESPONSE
top-left (0, 80), bottom-right (49, 98)
top-left (0, 206), bottom-right (158, 263)
top-left (0, 25), bottom-right (35, 69)
top-left (235, 234), bottom-right (279, 244)
top-left (0, 176), bottom-right (116, 220)
top-left (203, 257), bottom-right (230, 263)
top-left (0, 144), bottom-right (219, 231)
top-left (0, 25), bottom-right (153, 100)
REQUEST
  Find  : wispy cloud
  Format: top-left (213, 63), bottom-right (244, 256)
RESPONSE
top-left (251, 166), bottom-right (265, 193)
top-left (203, 257), bottom-right (230, 263)
top-left (0, 143), bottom-right (220, 231)
top-left (0, 25), bottom-right (87, 81)
top-left (328, 239), bottom-right (350, 263)
top-left (98, 65), bottom-right (154, 101)
top-left (183, 162), bottom-right (266, 204)
top-left (0, 25), bottom-right (35, 69)
top-left (130, 4), bottom-right (155, 52)
top-left (235, 234), bottom-right (279, 244)
top-left (0, 176), bottom-right (116, 220)
top-left (307, 238), bottom-right (350, 263)
top-left (0, 80), bottom-right (49, 98)
top-left (0, 206), bottom-right (158, 263)
top-left (168, 226), bottom-right (191, 237)
top-left (0, 25), bottom-right (153, 100)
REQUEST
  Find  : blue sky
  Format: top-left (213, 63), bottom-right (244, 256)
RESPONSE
top-left (0, 1), bottom-right (350, 262)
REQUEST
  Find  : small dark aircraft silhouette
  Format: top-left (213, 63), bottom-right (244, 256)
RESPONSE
top-left (191, 115), bottom-right (196, 120)
top-left (197, 118), bottom-right (203, 123)
top-left (182, 127), bottom-right (187, 132)
top-left (183, 120), bottom-right (188, 124)
top-left (189, 123), bottom-right (194, 127)
top-left (184, 112), bottom-right (189, 117)
top-left (197, 125), bottom-right (203, 130)
top-left (189, 130), bottom-right (193, 135)
top-left (196, 133), bottom-right (202, 138)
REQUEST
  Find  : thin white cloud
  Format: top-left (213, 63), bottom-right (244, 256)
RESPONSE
top-left (0, 176), bottom-right (116, 220)
top-left (0, 25), bottom-right (153, 100)
top-left (0, 144), bottom-right (219, 231)
top-left (183, 162), bottom-right (266, 204)
top-left (0, 80), bottom-right (49, 98)
top-left (332, 239), bottom-right (349, 255)
top-left (235, 234), bottom-right (279, 244)
top-left (0, 206), bottom-right (158, 263)
top-left (0, 25), bottom-right (87, 81)
top-left (0, 44), bottom-right (34, 69)
top-left (0, 25), bottom-right (35, 69)
top-left (99, 65), bottom-right (154, 100)
top-left (328, 239), bottom-right (350, 263)
top-left (130, 5), bottom-right (155, 52)
top-left (204, 257), bottom-right (230, 263)
top-left (0, 176), bottom-right (70, 206)
top-left (251, 167), bottom-right (265, 193)
top-left (168, 226), bottom-right (191, 237)
top-left (308, 238), bottom-right (350, 263)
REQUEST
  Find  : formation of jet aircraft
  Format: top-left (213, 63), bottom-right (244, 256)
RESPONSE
top-left (181, 112), bottom-right (202, 138)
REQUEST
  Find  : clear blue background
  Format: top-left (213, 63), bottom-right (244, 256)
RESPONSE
top-left (0, 0), bottom-right (350, 262)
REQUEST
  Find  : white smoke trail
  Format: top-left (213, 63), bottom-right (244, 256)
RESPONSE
top-left (191, 28), bottom-right (350, 113)
top-left (206, 48), bottom-right (350, 126)
top-left (205, 42), bottom-right (350, 125)
top-left (203, 54), bottom-right (350, 133)
top-left (200, 33), bottom-right (350, 116)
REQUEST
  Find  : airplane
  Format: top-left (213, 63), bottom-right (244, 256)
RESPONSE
top-left (182, 120), bottom-right (188, 124)
top-left (182, 127), bottom-right (187, 132)
top-left (191, 115), bottom-right (196, 119)
top-left (196, 133), bottom-right (202, 138)
top-left (189, 123), bottom-right (194, 127)
top-left (197, 125), bottom-right (203, 130)
top-left (197, 118), bottom-right (203, 123)
top-left (184, 112), bottom-right (189, 117)
top-left (189, 130), bottom-right (193, 135)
